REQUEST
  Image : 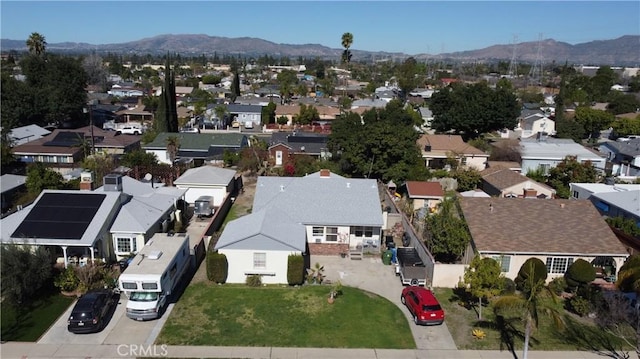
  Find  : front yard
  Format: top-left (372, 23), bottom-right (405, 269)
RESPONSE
top-left (155, 282), bottom-right (415, 348)
top-left (1, 292), bottom-right (75, 342)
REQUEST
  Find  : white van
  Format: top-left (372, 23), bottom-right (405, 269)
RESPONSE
top-left (244, 121), bottom-right (254, 129)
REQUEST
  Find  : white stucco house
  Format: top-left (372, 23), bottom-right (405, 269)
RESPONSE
top-left (214, 169), bottom-right (384, 284)
top-left (173, 165), bottom-right (238, 206)
top-left (520, 138), bottom-right (606, 175)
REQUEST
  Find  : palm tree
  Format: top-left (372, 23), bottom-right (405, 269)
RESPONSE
top-left (341, 32), bottom-right (353, 68)
top-left (166, 136), bottom-right (180, 165)
top-left (26, 32), bottom-right (47, 56)
top-left (492, 260), bottom-right (563, 359)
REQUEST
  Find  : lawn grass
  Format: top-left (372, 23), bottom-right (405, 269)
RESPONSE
top-left (434, 287), bottom-right (634, 353)
top-left (156, 282), bottom-right (415, 348)
top-left (1, 293), bottom-right (75, 342)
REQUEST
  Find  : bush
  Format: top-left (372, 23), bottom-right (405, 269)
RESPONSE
top-left (565, 259), bottom-right (596, 291)
top-left (54, 266), bottom-right (80, 292)
top-left (567, 296), bottom-right (592, 317)
top-left (287, 254), bottom-right (305, 285)
top-left (246, 274), bottom-right (262, 287)
top-left (500, 277), bottom-right (516, 295)
top-left (206, 251), bottom-right (228, 284)
top-left (515, 257), bottom-right (548, 292)
top-left (548, 277), bottom-right (567, 295)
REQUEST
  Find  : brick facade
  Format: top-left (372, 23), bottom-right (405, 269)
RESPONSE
top-left (308, 243), bottom-right (348, 256)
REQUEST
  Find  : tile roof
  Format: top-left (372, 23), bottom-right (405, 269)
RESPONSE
top-left (458, 197), bottom-right (628, 255)
top-left (417, 134), bottom-right (487, 156)
top-left (405, 181), bottom-right (444, 198)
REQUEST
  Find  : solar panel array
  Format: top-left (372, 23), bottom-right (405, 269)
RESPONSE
top-left (12, 193), bottom-right (107, 239)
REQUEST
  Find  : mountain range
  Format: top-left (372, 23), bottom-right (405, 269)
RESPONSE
top-left (2, 34), bottom-right (639, 66)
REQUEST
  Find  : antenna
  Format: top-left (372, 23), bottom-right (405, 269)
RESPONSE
top-left (144, 173), bottom-right (152, 181)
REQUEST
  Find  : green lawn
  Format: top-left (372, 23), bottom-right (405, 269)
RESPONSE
top-left (1, 293), bottom-right (75, 342)
top-left (434, 288), bottom-right (634, 353)
top-left (156, 282), bottom-right (415, 348)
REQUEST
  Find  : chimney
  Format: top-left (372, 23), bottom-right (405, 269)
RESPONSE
top-left (79, 170), bottom-right (94, 191)
top-left (320, 169), bottom-right (330, 177)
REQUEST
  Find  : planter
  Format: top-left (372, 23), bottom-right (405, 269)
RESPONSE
top-left (327, 296), bottom-right (335, 304)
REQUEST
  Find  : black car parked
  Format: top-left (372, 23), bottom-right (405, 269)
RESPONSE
top-left (67, 290), bottom-right (116, 334)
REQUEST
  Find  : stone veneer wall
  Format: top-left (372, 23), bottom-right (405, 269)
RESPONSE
top-left (308, 243), bottom-right (348, 255)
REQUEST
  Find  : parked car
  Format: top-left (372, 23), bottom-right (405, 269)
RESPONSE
top-left (400, 286), bottom-right (444, 325)
top-left (117, 126), bottom-right (143, 135)
top-left (67, 290), bottom-right (116, 334)
top-left (180, 126), bottom-right (200, 133)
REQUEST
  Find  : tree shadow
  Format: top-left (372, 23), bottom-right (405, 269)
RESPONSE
top-left (558, 315), bottom-right (631, 359)
top-left (475, 315), bottom-right (532, 359)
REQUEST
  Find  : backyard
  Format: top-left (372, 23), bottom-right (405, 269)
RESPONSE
top-left (155, 282), bottom-right (415, 348)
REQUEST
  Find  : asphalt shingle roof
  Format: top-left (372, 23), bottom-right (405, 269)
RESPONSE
top-left (143, 133), bottom-right (247, 150)
top-left (459, 197), bottom-right (628, 255)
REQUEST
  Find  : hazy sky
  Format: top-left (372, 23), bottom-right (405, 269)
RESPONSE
top-left (2, 1), bottom-right (639, 55)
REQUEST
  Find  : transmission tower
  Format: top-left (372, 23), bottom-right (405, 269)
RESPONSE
top-left (528, 33), bottom-right (544, 85)
top-left (507, 35), bottom-right (518, 78)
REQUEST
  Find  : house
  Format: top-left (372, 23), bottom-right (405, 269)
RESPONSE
top-left (480, 166), bottom-right (556, 198)
top-left (459, 189), bottom-right (491, 198)
top-left (1, 174), bottom-right (26, 213)
top-left (226, 104), bottom-right (262, 128)
top-left (519, 138), bottom-right (606, 175)
top-left (1, 189), bottom-right (124, 267)
top-left (417, 134), bottom-right (488, 171)
top-left (598, 139), bottom-right (640, 179)
top-left (569, 182), bottom-right (639, 200)
top-left (459, 197), bottom-right (630, 281)
top-left (92, 173), bottom-right (187, 261)
top-left (173, 165), bottom-right (238, 205)
top-left (11, 126), bottom-right (141, 174)
top-left (268, 132), bottom-right (330, 166)
top-left (516, 112), bottom-right (555, 139)
top-left (7, 124), bottom-right (51, 146)
top-left (403, 181), bottom-right (444, 217)
top-left (589, 189), bottom-right (640, 226)
top-left (417, 107), bottom-right (434, 133)
top-left (486, 161), bottom-right (522, 173)
top-left (142, 132), bottom-right (249, 166)
top-left (215, 170), bottom-right (384, 283)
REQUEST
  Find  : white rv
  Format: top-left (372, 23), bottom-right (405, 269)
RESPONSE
top-left (118, 233), bottom-right (191, 321)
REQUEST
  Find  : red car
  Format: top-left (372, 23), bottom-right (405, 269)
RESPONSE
top-left (401, 286), bottom-right (445, 325)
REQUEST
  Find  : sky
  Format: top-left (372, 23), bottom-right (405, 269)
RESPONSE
top-left (1, 1), bottom-right (639, 55)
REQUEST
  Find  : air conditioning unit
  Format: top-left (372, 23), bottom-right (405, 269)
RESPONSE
top-left (315, 238), bottom-right (322, 243)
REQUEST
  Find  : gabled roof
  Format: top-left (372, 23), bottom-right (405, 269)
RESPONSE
top-left (405, 181), bottom-right (444, 198)
top-left (226, 104), bottom-right (262, 114)
top-left (591, 190), bottom-right (640, 217)
top-left (417, 134), bottom-right (488, 156)
top-left (0, 174), bottom-right (26, 193)
top-left (268, 132), bottom-right (329, 155)
top-left (481, 166), bottom-right (553, 192)
top-left (459, 197), bottom-right (628, 255)
top-left (12, 126), bottom-right (140, 155)
top-left (174, 165), bottom-right (237, 186)
top-left (253, 171), bottom-right (383, 227)
top-left (487, 161), bottom-right (521, 170)
top-left (600, 139), bottom-right (640, 157)
top-left (143, 132), bottom-right (247, 151)
top-left (8, 125), bottom-right (51, 146)
top-left (214, 207), bottom-right (306, 251)
top-left (1, 190), bottom-right (122, 247)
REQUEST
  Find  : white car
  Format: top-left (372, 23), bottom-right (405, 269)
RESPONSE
top-left (117, 126), bottom-right (143, 135)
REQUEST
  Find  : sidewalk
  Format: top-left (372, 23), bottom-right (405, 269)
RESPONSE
top-left (0, 342), bottom-right (612, 359)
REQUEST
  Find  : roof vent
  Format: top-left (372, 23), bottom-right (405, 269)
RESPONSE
top-left (346, 182), bottom-right (351, 188)
top-left (147, 250), bottom-right (163, 260)
top-left (280, 185), bottom-right (285, 192)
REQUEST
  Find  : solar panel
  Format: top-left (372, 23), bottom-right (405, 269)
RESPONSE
top-left (43, 132), bottom-right (85, 147)
top-left (12, 193), bottom-right (107, 240)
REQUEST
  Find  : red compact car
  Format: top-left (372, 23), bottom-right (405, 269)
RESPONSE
top-left (401, 286), bottom-right (445, 325)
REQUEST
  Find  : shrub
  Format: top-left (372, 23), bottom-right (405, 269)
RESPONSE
top-left (246, 274), bottom-right (262, 287)
top-left (567, 296), bottom-right (591, 317)
top-left (206, 251), bottom-right (228, 284)
top-left (54, 266), bottom-right (80, 292)
top-left (565, 259), bottom-right (596, 291)
top-left (287, 254), bottom-right (305, 285)
top-left (500, 277), bottom-right (516, 295)
top-left (515, 257), bottom-right (548, 293)
top-left (548, 277), bottom-right (567, 295)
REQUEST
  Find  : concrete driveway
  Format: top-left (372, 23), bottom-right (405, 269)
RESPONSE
top-left (37, 293), bottom-right (172, 345)
top-left (314, 254), bottom-right (457, 350)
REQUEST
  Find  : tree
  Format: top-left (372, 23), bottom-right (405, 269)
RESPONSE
top-left (430, 81), bottom-right (519, 140)
top-left (261, 102), bottom-right (276, 125)
top-left (574, 107), bottom-right (614, 139)
top-left (277, 69), bottom-right (297, 103)
top-left (26, 32), bottom-right (47, 56)
top-left (546, 156), bottom-right (597, 198)
top-left (607, 92), bottom-right (640, 115)
top-left (396, 57), bottom-right (419, 100)
top-left (463, 255), bottom-right (503, 319)
top-left (590, 66), bottom-right (618, 101)
top-left (231, 69), bottom-right (240, 102)
top-left (616, 254), bottom-right (640, 293)
top-left (425, 197), bottom-right (471, 263)
top-left (1, 244), bottom-right (53, 306)
top-left (341, 32), bottom-right (353, 68)
top-left (25, 163), bottom-right (64, 195)
top-left (452, 168), bottom-right (481, 192)
top-left (155, 54), bottom-right (178, 133)
top-left (611, 116), bottom-right (640, 138)
top-left (564, 258), bottom-right (597, 292)
top-left (82, 152), bottom-right (116, 187)
top-left (166, 136), bottom-right (180, 165)
top-left (82, 52), bottom-right (107, 91)
top-left (607, 216), bottom-right (640, 238)
top-left (493, 258), bottom-right (561, 359)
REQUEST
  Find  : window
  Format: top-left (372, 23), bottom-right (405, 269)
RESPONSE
top-left (253, 252), bottom-right (266, 269)
top-left (539, 164), bottom-right (551, 175)
top-left (353, 226), bottom-right (374, 238)
top-left (326, 227), bottom-right (338, 242)
top-left (546, 257), bottom-right (574, 274)
top-left (491, 255), bottom-right (511, 272)
top-left (122, 282), bottom-right (137, 290)
top-left (141, 282), bottom-right (158, 290)
top-left (116, 237), bottom-right (135, 253)
top-left (312, 227), bottom-right (324, 236)
top-left (572, 191), bottom-right (579, 199)
top-left (460, 157), bottom-right (467, 165)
